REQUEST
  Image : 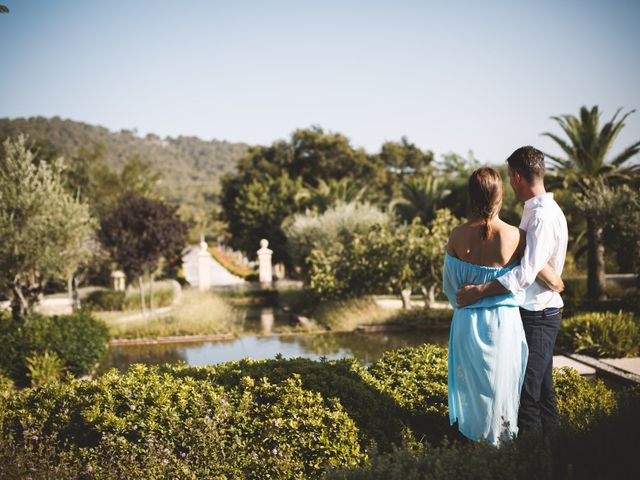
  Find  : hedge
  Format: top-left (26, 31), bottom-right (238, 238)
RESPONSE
top-left (0, 341), bottom-right (623, 479)
top-left (557, 311), bottom-right (640, 358)
top-left (0, 365), bottom-right (363, 479)
top-left (0, 310), bottom-right (109, 386)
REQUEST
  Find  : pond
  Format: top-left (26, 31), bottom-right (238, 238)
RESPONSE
top-left (100, 329), bottom-right (450, 374)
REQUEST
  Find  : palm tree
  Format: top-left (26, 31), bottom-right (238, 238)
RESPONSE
top-left (294, 177), bottom-right (368, 213)
top-left (543, 106), bottom-right (640, 299)
top-left (391, 175), bottom-right (451, 225)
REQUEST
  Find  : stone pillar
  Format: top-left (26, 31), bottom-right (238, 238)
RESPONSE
top-left (197, 235), bottom-right (211, 291)
top-left (274, 262), bottom-right (286, 280)
top-left (111, 270), bottom-right (126, 291)
top-left (257, 239), bottom-right (273, 285)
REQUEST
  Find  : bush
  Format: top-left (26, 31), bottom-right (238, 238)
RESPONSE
top-left (0, 364), bottom-right (364, 479)
top-left (26, 351), bottom-right (66, 387)
top-left (0, 371), bottom-right (13, 399)
top-left (85, 289), bottom-right (126, 311)
top-left (0, 310), bottom-right (109, 386)
top-left (553, 367), bottom-right (616, 430)
top-left (166, 356), bottom-right (406, 451)
top-left (367, 344), bottom-right (452, 441)
top-left (325, 386), bottom-right (640, 480)
top-left (557, 311), bottom-right (640, 358)
top-left (0, 345), bottom-right (623, 478)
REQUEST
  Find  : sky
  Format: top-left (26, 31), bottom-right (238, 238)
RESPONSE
top-left (1, 0), bottom-right (639, 163)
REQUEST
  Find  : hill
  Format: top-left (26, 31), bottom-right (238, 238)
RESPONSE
top-left (0, 116), bottom-right (250, 235)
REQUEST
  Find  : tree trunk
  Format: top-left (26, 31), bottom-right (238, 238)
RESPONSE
top-left (400, 288), bottom-right (412, 310)
top-left (421, 285), bottom-right (436, 309)
top-left (72, 275), bottom-right (81, 312)
top-left (67, 274), bottom-right (81, 312)
top-left (138, 275), bottom-right (147, 316)
top-left (587, 219), bottom-right (607, 300)
top-left (10, 283), bottom-right (29, 322)
top-left (149, 270), bottom-right (154, 314)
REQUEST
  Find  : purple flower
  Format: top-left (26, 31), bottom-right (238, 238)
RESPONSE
top-left (272, 448), bottom-right (278, 455)
top-left (129, 404), bottom-right (137, 411)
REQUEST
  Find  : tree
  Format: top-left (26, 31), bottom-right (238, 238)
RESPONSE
top-left (391, 175), bottom-right (451, 225)
top-left (377, 137), bottom-right (434, 198)
top-left (543, 106), bottom-right (640, 299)
top-left (294, 177), bottom-right (369, 214)
top-left (306, 209), bottom-right (461, 308)
top-left (0, 136), bottom-right (95, 321)
top-left (222, 172), bottom-right (302, 269)
top-left (99, 193), bottom-right (187, 315)
top-left (283, 201), bottom-right (390, 271)
top-left (219, 127), bottom-right (389, 259)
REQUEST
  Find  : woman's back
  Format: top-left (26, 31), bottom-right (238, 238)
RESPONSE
top-left (447, 219), bottom-right (524, 268)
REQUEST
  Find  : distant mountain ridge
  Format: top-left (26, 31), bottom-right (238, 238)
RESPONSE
top-left (0, 116), bottom-right (250, 208)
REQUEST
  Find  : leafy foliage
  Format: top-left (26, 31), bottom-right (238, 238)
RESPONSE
top-left (222, 172), bottom-right (302, 266)
top-left (0, 310), bottom-right (109, 386)
top-left (283, 201), bottom-right (391, 269)
top-left (544, 106), bottom-right (640, 299)
top-left (99, 192), bottom-right (188, 281)
top-left (557, 311), bottom-right (640, 358)
top-left (0, 117), bottom-right (249, 239)
top-left (26, 351), bottom-right (66, 388)
top-left (0, 136), bottom-right (95, 319)
top-left (0, 365), bottom-right (363, 479)
top-left (307, 209), bottom-right (461, 302)
top-left (0, 343), bottom-right (622, 478)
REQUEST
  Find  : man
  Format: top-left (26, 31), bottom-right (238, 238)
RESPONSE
top-left (456, 145), bottom-right (568, 432)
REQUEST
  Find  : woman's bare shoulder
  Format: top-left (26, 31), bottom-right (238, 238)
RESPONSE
top-left (447, 222), bottom-right (469, 255)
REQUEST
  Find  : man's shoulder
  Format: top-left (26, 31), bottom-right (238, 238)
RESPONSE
top-left (530, 198), bottom-right (566, 222)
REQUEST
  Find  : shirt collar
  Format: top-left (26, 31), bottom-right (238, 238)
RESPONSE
top-left (523, 192), bottom-right (554, 209)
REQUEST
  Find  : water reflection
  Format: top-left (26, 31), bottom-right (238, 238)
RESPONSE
top-left (102, 329), bottom-right (449, 373)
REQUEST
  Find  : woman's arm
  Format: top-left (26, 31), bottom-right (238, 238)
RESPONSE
top-left (537, 264), bottom-right (564, 292)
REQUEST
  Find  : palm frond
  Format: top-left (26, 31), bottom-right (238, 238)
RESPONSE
top-left (609, 140), bottom-right (640, 167)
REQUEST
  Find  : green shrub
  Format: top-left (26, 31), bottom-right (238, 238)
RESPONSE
top-left (325, 386), bottom-right (640, 480)
top-left (553, 367), bottom-right (616, 430)
top-left (85, 289), bottom-right (125, 311)
top-left (0, 371), bottom-right (13, 399)
top-left (557, 311), bottom-right (640, 357)
top-left (167, 356), bottom-right (406, 450)
top-left (367, 344), bottom-right (451, 441)
top-left (26, 351), bottom-right (66, 387)
top-left (0, 345), bottom-right (623, 478)
top-left (0, 364), bottom-right (364, 479)
top-left (0, 309), bottom-right (109, 385)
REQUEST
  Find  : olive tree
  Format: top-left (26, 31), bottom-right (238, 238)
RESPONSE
top-left (0, 136), bottom-right (95, 321)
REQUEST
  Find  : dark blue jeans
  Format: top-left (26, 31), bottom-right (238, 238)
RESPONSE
top-left (518, 307), bottom-right (562, 432)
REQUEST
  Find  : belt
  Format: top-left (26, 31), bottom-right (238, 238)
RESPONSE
top-left (519, 307), bottom-right (561, 316)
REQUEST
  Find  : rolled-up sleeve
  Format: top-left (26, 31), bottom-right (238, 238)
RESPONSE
top-left (497, 217), bottom-right (555, 295)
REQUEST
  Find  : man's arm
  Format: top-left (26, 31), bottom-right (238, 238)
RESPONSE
top-left (537, 264), bottom-right (564, 292)
top-left (456, 280), bottom-right (508, 307)
top-left (456, 217), bottom-right (555, 307)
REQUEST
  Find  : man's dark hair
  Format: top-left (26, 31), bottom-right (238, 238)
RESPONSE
top-left (506, 146), bottom-right (545, 183)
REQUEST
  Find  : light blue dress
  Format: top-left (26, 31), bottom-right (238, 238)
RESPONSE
top-left (443, 253), bottom-right (528, 446)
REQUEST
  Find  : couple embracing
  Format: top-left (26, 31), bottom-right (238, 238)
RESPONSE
top-left (443, 146), bottom-right (568, 446)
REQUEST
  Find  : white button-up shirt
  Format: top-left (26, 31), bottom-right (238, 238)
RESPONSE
top-left (497, 192), bottom-right (568, 310)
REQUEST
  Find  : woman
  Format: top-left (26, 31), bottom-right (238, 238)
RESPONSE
top-left (443, 167), bottom-right (562, 446)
